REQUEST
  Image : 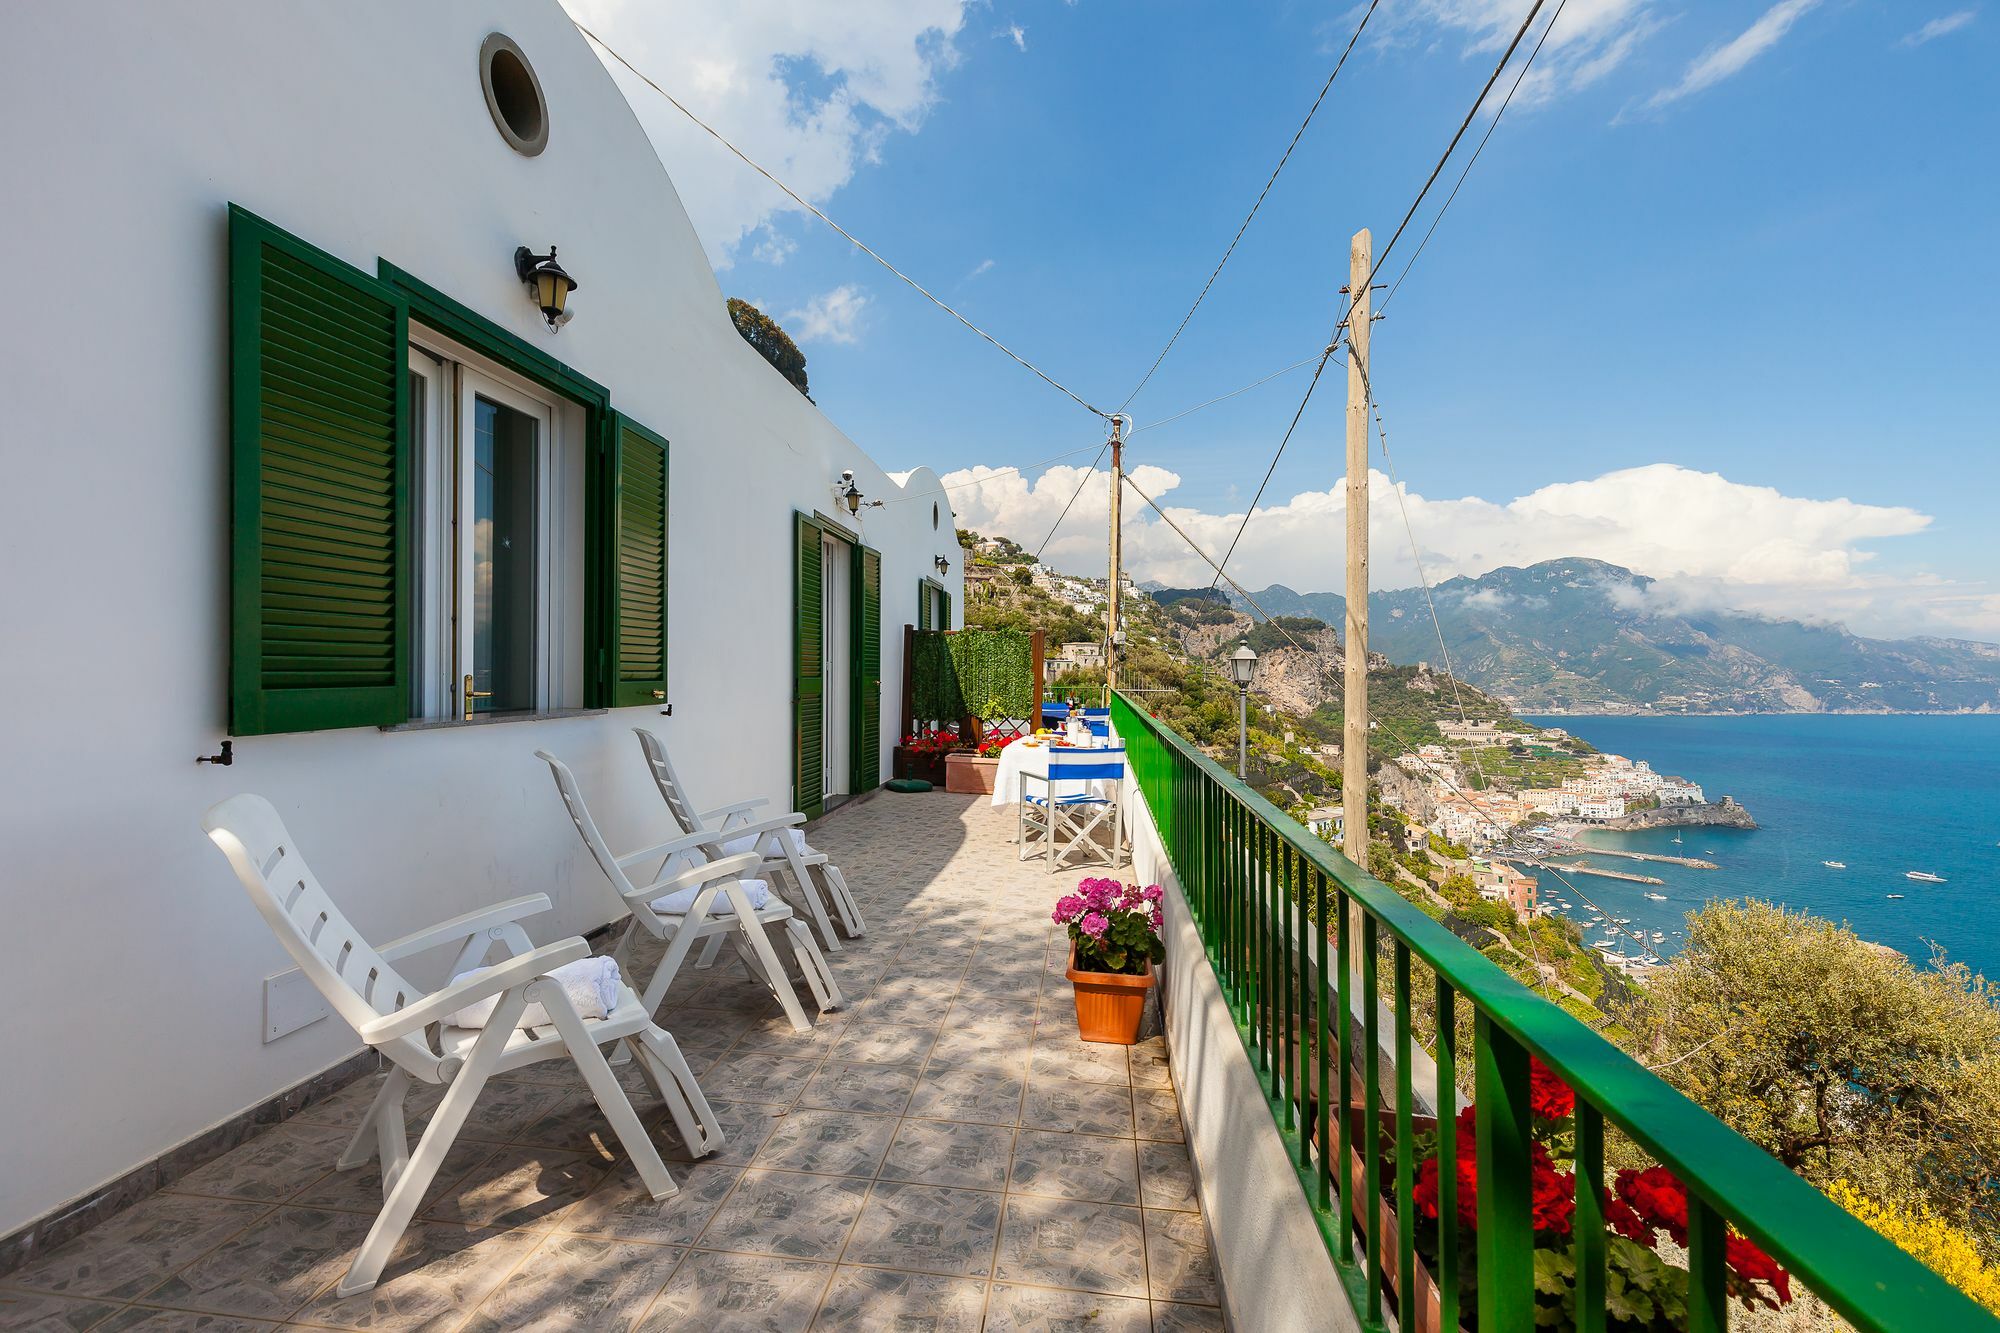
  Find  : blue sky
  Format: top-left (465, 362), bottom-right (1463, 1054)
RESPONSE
top-left (572, 0), bottom-right (1998, 640)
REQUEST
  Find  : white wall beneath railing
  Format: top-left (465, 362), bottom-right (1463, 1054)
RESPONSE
top-left (1124, 788), bottom-right (1362, 1333)
top-left (0, 0), bottom-right (961, 1234)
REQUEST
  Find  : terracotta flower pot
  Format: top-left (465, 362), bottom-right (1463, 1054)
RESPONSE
top-left (944, 751), bottom-right (999, 794)
top-left (1066, 946), bottom-right (1156, 1044)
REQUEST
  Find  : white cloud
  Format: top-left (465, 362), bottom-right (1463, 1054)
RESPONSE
top-left (942, 461), bottom-right (1994, 639)
top-left (965, 258), bottom-right (996, 282)
top-left (1375, 0), bottom-right (1663, 106)
top-left (1638, 0), bottom-right (1818, 113)
top-left (785, 284), bottom-right (871, 344)
top-left (563, 0), bottom-right (973, 268)
top-left (1007, 23), bottom-right (1028, 51)
top-left (1902, 9), bottom-right (1976, 46)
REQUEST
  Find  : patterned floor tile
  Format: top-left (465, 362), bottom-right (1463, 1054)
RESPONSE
top-left (138, 1207), bottom-right (373, 1320)
top-left (994, 1196), bottom-right (1149, 1298)
top-left (3, 1195), bottom-right (271, 1302)
top-left (1021, 1077), bottom-right (1136, 1136)
top-left (96, 1310), bottom-right (280, 1331)
top-left (1132, 1089), bottom-right (1187, 1143)
top-left (288, 1139), bottom-right (493, 1218)
top-left (794, 1064), bottom-right (919, 1117)
top-left (1150, 1299), bottom-right (1228, 1330)
top-left (980, 1282), bottom-right (1153, 1332)
top-left (557, 1161), bottom-right (743, 1247)
top-left (633, 1250), bottom-right (830, 1332)
top-left (905, 1069), bottom-right (1025, 1126)
top-left (417, 1147), bottom-right (607, 1232)
top-left (823, 1022), bottom-right (937, 1067)
top-left (1008, 1129), bottom-right (1140, 1205)
top-left (662, 1102), bottom-right (781, 1167)
top-left (836, 1183), bottom-right (1002, 1278)
top-left (749, 1111), bottom-right (897, 1179)
top-left (808, 1267), bottom-right (985, 1331)
top-left (1029, 1027), bottom-right (1133, 1086)
top-left (458, 1234), bottom-right (683, 1332)
top-left (694, 1170), bottom-right (869, 1262)
top-left (695, 1054), bottom-right (821, 1107)
top-left (162, 1124), bottom-right (349, 1206)
top-left (1137, 1140), bottom-right (1200, 1213)
top-left (288, 1223), bottom-right (538, 1330)
top-left (877, 1119), bottom-right (1015, 1192)
top-left (0, 1287), bottom-right (123, 1331)
top-left (1143, 1209), bottom-right (1220, 1306)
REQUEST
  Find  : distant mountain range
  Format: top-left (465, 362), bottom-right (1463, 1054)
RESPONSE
top-left (1199, 558), bottom-right (2000, 714)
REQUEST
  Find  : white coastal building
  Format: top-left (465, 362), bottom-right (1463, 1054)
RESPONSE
top-left (0, 1), bottom-right (961, 1247)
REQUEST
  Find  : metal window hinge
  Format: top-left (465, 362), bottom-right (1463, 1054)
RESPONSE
top-left (196, 740), bottom-right (234, 766)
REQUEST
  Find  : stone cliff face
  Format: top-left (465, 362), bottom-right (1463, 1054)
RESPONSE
top-left (1600, 797), bottom-right (1758, 831)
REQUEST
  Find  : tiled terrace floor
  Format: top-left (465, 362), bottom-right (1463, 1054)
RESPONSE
top-left (1, 792), bottom-right (1220, 1331)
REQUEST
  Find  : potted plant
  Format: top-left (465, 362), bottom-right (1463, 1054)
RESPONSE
top-left (1361, 1057), bottom-right (1794, 1330)
top-left (1052, 878), bottom-right (1166, 1044)
top-left (944, 696), bottom-right (1013, 793)
top-left (894, 728), bottom-right (961, 786)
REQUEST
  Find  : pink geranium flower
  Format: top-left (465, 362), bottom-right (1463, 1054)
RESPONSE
top-left (1080, 912), bottom-right (1110, 939)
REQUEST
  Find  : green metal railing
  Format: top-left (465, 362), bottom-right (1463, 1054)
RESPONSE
top-left (1110, 692), bottom-right (1997, 1332)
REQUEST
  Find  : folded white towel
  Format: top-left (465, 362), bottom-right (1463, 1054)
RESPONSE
top-left (650, 876), bottom-right (772, 917)
top-left (447, 956), bottom-right (622, 1030)
top-left (716, 828), bottom-right (813, 860)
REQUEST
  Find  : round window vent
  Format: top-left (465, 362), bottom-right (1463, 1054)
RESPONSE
top-left (933, 501), bottom-right (941, 530)
top-left (480, 33), bottom-right (548, 156)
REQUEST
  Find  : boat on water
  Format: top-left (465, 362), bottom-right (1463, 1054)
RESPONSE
top-left (1671, 835), bottom-right (1683, 845)
top-left (1887, 893), bottom-right (1906, 900)
top-left (1906, 871), bottom-right (1947, 883)
top-left (1822, 860), bottom-right (1847, 869)
top-left (1644, 892), bottom-right (1668, 901)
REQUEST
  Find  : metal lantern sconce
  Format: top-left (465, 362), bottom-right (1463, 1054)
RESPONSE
top-left (934, 555), bottom-right (950, 576)
top-left (514, 245), bottom-right (577, 329)
top-left (839, 470), bottom-right (863, 515)
top-left (1229, 642), bottom-right (1259, 688)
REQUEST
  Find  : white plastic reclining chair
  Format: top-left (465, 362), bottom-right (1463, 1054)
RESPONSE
top-left (633, 728), bottom-right (865, 951)
top-left (537, 751), bottom-right (841, 1033)
top-left (202, 794), bottom-right (723, 1298)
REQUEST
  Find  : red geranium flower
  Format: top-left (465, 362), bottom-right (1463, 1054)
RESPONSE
top-left (1617, 1166), bottom-right (1690, 1246)
top-left (1604, 1192), bottom-right (1654, 1242)
top-left (1528, 1055), bottom-right (1576, 1121)
top-left (1725, 1232), bottom-right (1793, 1308)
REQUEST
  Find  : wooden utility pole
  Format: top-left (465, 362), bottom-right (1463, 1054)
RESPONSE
top-left (1342, 229), bottom-right (1371, 869)
top-left (1106, 417), bottom-right (1124, 697)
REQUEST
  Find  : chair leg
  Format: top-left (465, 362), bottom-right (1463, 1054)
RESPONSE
top-left (774, 845), bottom-right (842, 952)
top-left (633, 1028), bottom-right (725, 1160)
top-left (693, 933), bottom-right (727, 970)
top-left (537, 985), bottom-right (677, 1201)
top-left (816, 863), bottom-right (866, 937)
top-left (338, 994), bottom-right (524, 1297)
top-left (735, 916), bottom-right (816, 1033)
top-left (784, 919), bottom-right (841, 1012)
top-left (336, 1065), bottom-right (409, 1172)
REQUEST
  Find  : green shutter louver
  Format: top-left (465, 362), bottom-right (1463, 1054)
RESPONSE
top-left (610, 416), bottom-right (669, 706)
top-left (941, 588), bottom-right (952, 631)
top-left (853, 546), bottom-right (882, 792)
top-left (229, 205), bottom-right (409, 735)
top-left (917, 580), bottom-right (933, 631)
top-left (794, 513), bottom-right (825, 819)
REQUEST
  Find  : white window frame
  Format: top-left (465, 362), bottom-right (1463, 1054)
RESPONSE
top-left (406, 329), bottom-right (581, 720)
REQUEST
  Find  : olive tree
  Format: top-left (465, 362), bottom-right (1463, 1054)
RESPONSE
top-left (726, 298), bottom-right (809, 398)
top-left (1622, 900), bottom-right (2000, 1242)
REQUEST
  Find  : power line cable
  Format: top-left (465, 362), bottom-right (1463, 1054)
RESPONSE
top-left (1117, 0), bottom-right (1385, 413)
top-left (1128, 355), bottom-right (1324, 437)
top-left (1381, 0), bottom-right (1572, 313)
top-left (1207, 334), bottom-right (1344, 588)
top-left (1035, 440), bottom-right (1111, 560)
top-left (573, 19), bottom-right (1110, 421)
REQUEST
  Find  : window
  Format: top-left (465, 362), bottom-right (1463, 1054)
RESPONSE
top-left (480, 33), bottom-right (548, 157)
top-left (406, 336), bottom-right (584, 720)
top-left (226, 205), bottom-right (667, 735)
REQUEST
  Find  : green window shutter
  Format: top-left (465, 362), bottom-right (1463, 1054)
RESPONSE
top-left (852, 546), bottom-right (883, 792)
top-left (609, 415), bottom-right (668, 706)
top-left (942, 589), bottom-right (953, 630)
top-left (917, 580), bottom-right (933, 631)
top-left (794, 513), bottom-right (825, 819)
top-left (229, 205), bottom-right (409, 735)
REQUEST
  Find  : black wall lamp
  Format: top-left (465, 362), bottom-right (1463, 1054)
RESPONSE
top-left (514, 245), bottom-right (577, 329)
top-left (934, 555), bottom-right (951, 576)
top-left (837, 470), bottom-right (883, 516)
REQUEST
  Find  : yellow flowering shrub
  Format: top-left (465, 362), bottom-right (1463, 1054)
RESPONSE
top-left (1826, 1181), bottom-right (2000, 1314)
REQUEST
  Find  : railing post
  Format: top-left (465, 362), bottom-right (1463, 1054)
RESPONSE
top-left (1475, 1013), bottom-right (1535, 1331)
top-left (1394, 943), bottom-right (1415, 1332)
top-left (1575, 1103), bottom-right (1607, 1333)
top-left (1688, 1196), bottom-right (1729, 1333)
top-left (1336, 888), bottom-right (1354, 1263)
top-left (1362, 913), bottom-right (1382, 1321)
top-left (1435, 980), bottom-right (1459, 1333)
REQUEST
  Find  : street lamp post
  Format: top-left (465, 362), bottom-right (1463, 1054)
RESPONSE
top-left (1229, 643), bottom-right (1258, 781)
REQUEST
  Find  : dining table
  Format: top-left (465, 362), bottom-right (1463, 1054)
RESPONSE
top-left (989, 733), bottom-right (1129, 809)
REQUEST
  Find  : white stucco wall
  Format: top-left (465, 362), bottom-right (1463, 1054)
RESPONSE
top-left (0, 1), bottom-right (961, 1233)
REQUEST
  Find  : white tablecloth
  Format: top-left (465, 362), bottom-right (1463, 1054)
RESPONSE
top-left (990, 736), bottom-right (1126, 808)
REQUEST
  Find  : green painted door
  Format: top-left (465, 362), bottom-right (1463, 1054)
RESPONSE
top-left (794, 512), bottom-right (825, 818)
top-left (852, 545), bottom-right (882, 792)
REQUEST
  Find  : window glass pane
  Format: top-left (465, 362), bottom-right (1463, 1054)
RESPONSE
top-left (473, 395), bottom-right (537, 712)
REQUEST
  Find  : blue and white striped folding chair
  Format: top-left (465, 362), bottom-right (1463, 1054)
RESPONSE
top-left (1080, 708), bottom-right (1112, 739)
top-left (1041, 703), bottom-right (1071, 728)
top-left (1019, 744), bottom-right (1126, 872)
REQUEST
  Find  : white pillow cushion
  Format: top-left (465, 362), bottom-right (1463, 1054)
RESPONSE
top-left (650, 877), bottom-right (772, 917)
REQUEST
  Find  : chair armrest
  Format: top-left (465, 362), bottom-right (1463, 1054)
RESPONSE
top-left (628, 851), bottom-right (763, 904)
top-left (706, 812), bottom-right (807, 845)
top-left (358, 937), bottom-right (589, 1043)
top-left (613, 814), bottom-right (804, 869)
top-left (377, 895), bottom-right (553, 962)
top-left (701, 798), bottom-right (769, 825)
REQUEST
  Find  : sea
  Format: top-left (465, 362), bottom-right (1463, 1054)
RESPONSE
top-left (1517, 714), bottom-right (2000, 976)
